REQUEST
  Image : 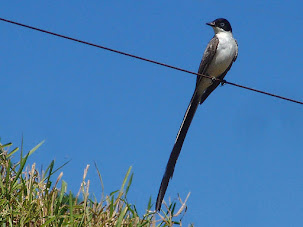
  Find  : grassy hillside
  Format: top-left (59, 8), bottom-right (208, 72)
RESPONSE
top-left (0, 140), bottom-right (192, 226)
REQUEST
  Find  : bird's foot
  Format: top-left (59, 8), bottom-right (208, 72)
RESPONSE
top-left (220, 79), bottom-right (226, 86)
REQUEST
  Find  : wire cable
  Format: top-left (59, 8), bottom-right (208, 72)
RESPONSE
top-left (0, 17), bottom-right (302, 105)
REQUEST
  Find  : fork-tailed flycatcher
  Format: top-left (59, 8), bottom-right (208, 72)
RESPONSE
top-left (156, 18), bottom-right (238, 211)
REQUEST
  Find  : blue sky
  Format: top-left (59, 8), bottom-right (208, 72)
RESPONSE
top-left (1, 1), bottom-right (303, 226)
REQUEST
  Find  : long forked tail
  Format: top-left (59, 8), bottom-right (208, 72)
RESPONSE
top-left (155, 91), bottom-right (200, 211)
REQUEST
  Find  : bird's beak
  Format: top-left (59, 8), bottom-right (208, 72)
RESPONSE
top-left (206, 21), bottom-right (215, 27)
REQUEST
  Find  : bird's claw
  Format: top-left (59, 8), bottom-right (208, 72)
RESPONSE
top-left (220, 79), bottom-right (226, 86)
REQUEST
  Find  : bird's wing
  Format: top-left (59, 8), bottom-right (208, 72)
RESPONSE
top-left (199, 39), bottom-right (238, 105)
top-left (196, 36), bottom-right (219, 87)
top-left (155, 37), bottom-right (219, 211)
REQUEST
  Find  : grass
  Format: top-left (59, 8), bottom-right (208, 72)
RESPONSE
top-left (0, 140), bottom-right (192, 226)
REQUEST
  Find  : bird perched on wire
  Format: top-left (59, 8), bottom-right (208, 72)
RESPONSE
top-left (156, 18), bottom-right (238, 211)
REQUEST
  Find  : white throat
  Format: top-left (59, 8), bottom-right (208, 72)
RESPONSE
top-left (215, 30), bottom-right (234, 42)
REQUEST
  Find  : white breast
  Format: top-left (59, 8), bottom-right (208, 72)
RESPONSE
top-left (206, 31), bottom-right (237, 78)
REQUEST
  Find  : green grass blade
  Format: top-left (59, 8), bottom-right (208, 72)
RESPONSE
top-left (125, 172), bottom-right (133, 196)
top-left (28, 140), bottom-right (45, 156)
top-left (11, 152), bottom-right (29, 191)
top-left (115, 206), bottom-right (128, 227)
top-left (69, 191), bottom-right (74, 223)
top-left (1, 142), bottom-right (13, 148)
top-left (117, 166), bottom-right (132, 200)
top-left (6, 147), bottom-right (19, 158)
top-left (94, 162), bottom-right (104, 201)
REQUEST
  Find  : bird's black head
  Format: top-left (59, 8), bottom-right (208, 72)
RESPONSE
top-left (206, 18), bottom-right (232, 32)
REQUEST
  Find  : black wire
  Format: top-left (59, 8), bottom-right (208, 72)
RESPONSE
top-left (0, 17), bottom-right (302, 105)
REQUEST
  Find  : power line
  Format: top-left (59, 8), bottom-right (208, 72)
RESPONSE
top-left (0, 17), bottom-right (302, 105)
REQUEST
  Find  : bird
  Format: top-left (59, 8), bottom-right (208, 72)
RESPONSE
top-left (155, 18), bottom-right (238, 211)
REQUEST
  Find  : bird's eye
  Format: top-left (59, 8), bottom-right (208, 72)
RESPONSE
top-left (220, 22), bottom-right (225, 27)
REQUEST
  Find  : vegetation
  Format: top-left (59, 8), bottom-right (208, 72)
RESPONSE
top-left (0, 140), bottom-right (191, 226)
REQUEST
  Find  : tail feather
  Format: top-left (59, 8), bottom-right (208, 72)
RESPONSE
top-left (155, 91), bottom-right (200, 211)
